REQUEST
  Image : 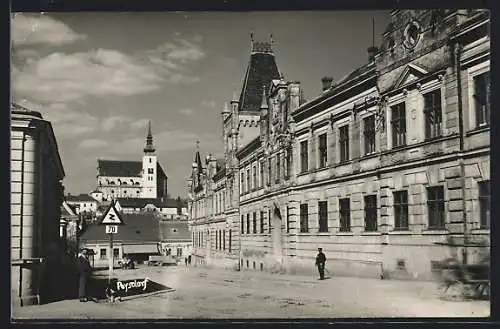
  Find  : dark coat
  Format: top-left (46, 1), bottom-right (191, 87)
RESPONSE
top-left (76, 255), bottom-right (92, 277)
top-left (316, 252), bottom-right (326, 266)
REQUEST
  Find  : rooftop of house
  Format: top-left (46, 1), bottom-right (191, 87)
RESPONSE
top-left (66, 194), bottom-right (97, 202)
top-left (159, 220), bottom-right (190, 241)
top-left (79, 214), bottom-right (191, 243)
top-left (80, 213), bottom-right (160, 243)
top-left (97, 159), bottom-right (167, 179)
top-left (116, 197), bottom-right (187, 209)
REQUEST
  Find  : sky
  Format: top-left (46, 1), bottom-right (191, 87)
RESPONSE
top-left (11, 11), bottom-right (391, 198)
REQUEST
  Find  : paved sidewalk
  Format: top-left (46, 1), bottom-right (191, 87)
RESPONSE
top-left (12, 265), bottom-right (490, 320)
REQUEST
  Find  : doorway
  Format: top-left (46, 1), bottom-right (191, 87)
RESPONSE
top-left (272, 205), bottom-right (283, 261)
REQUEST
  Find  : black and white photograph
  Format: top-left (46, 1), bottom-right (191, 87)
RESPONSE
top-left (10, 8), bottom-right (491, 320)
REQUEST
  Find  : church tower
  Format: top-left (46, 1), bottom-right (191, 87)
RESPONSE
top-left (142, 121), bottom-right (157, 198)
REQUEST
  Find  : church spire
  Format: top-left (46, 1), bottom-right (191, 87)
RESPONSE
top-left (144, 120), bottom-right (155, 153)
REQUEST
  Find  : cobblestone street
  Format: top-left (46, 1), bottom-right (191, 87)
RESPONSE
top-left (12, 265), bottom-right (490, 320)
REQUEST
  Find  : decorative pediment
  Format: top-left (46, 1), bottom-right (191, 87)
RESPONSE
top-left (393, 64), bottom-right (429, 90)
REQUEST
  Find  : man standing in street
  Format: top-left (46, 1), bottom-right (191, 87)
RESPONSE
top-left (315, 248), bottom-right (327, 280)
top-left (76, 249), bottom-right (92, 302)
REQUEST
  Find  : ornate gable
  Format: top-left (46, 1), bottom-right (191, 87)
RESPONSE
top-left (393, 63), bottom-right (429, 90)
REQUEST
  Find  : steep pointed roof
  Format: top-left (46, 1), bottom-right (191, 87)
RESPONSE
top-left (238, 38), bottom-right (281, 112)
top-left (194, 141), bottom-right (203, 169)
top-left (144, 120), bottom-right (155, 153)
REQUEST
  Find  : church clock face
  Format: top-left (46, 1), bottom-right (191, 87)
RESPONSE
top-left (403, 21), bottom-right (421, 50)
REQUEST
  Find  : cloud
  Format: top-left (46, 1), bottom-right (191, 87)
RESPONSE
top-left (130, 119), bottom-right (150, 130)
top-left (101, 116), bottom-right (132, 132)
top-left (14, 99), bottom-right (100, 139)
top-left (179, 108), bottom-right (194, 116)
top-left (109, 127), bottom-right (220, 157)
top-left (144, 37), bottom-right (206, 69)
top-left (12, 32), bottom-right (207, 105)
top-left (201, 100), bottom-right (216, 108)
top-left (11, 13), bottom-right (86, 47)
top-left (79, 138), bottom-right (109, 149)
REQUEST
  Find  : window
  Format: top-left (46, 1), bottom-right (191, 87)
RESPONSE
top-left (268, 209), bottom-right (272, 233)
top-left (318, 133), bottom-right (327, 168)
top-left (391, 102), bottom-right (406, 147)
top-left (427, 186), bottom-right (445, 229)
top-left (246, 168), bottom-right (251, 192)
top-left (424, 90), bottom-right (442, 139)
top-left (300, 140), bottom-right (309, 172)
top-left (228, 229), bottom-right (232, 252)
top-left (276, 154), bottom-right (281, 183)
top-left (223, 230), bottom-right (226, 250)
top-left (318, 201), bottom-right (328, 232)
top-left (241, 215), bottom-right (244, 234)
top-left (339, 198), bottom-right (351, 232)
top-left (364, 195), bottom-right (378, 232)
top-left (286, 206), bottom-right (290, 233)
top-left (260, 211), bottom-right (265, 233)
top-left (397, 259), bottom-right (406, 270)
top-left (260, 161), bottom-right (264, 187)
top-left (339, 125), bottom-right (349, 162)
top-left (113, 248), bottom-right (119, 257)
top-left (394, 191), bottom-right (409, 230)
top-left (100, 248), bottom-right (107, 260)
top-left (285, 148), bottom-right (292, 179)
top-left (246, 214), bottom-right (250, 235)
top-left (215, 230), bottom-right (218, 250)
top-left (300, 203), bottom-right (309, 233)
top-left (240, 173), bottom-right (244, 195)
top-left (479, 181), bottom-right (490, 229)
top-left (253, 165), bottom-right (257, 190)
top-left (268, 158), bottom-right (272, 186)
top-left (148, 168), bottom-right (154, 174)
top-left (474, 72), bottom-right (490, 126)
top-left (253, 212), bottom-right (257, 234)
top-left (177, 248), bottom-right (183, 257)
top-left (219, 230), bottom-right (222, 250)
top-left (364, 115), bottom-right (376, 155)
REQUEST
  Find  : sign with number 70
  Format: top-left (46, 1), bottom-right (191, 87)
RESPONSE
top-left (106, 225), bottom-right (118, 234)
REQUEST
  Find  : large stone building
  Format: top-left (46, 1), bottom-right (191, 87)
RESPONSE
top-left (96, 122), bottom-right (168, 201)
top-left (11, 103), bottom-right (66, 305)
top-left (188, 10), bottom-right (490, 280)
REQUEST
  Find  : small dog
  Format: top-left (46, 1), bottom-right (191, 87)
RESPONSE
top-left (105, 284), bottom-right (122, 303)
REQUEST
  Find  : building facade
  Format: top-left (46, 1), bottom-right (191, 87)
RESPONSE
top-left (60, 200), bottom-right (80, 252)
top-left (188, 10), bottom-right (490, 280)
top-left (65, 193), bottom-right (99, 214)
top-left (96, 122), bottom-right (168, 201)
top-left (11, 103), bottom-right (66, 306)
top-left (187, 38), bottom-right (282, 269)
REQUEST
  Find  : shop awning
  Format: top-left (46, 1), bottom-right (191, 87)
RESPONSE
top-left (122, 244), bottom-right (159, 254)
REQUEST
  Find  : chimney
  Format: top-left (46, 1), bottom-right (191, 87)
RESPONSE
top-left (368, 46), bottom-right (379, 62)
top-left (321, 77), bottom-right (334, 91)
